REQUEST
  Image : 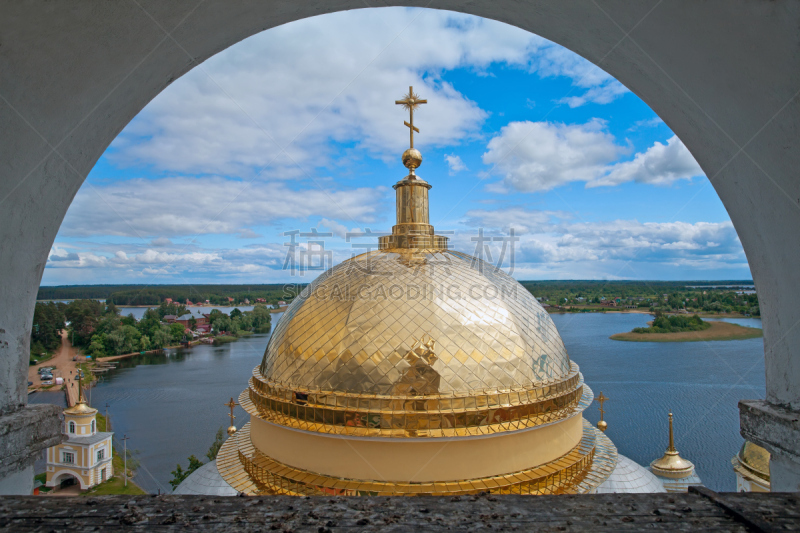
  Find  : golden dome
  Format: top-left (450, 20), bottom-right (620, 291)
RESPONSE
top-left (260, 250), bottom-right (570, 396)
top-left (64, 400), bottom-right (97, 416)
top-left (738, 441), bottom-right (770, 481)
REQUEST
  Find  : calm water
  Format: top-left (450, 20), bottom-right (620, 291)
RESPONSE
top-left (30, 312), bottom-right (765, 493)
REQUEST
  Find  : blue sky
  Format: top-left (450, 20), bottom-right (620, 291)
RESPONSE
top-left (43, 8), bottom-right (750, 285)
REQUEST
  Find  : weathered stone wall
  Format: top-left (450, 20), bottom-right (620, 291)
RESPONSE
top-left (1, 490), bottom-right (798, 532)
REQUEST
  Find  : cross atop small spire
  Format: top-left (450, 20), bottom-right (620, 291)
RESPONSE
top-left (225, 397), bottom-right (238, 425)
top-left (396, 86), bottom-right (427, 149)
top-left (597, 391), bottom-right (608, 417)
top-left (596, 391), bottom-right (609, 432)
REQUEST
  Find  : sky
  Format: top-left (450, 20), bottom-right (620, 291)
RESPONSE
top-left (43, 7), bottom-right (752, 286)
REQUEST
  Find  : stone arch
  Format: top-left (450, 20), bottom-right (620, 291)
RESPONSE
top-left (1, 1), bottom-right (799, 491)
top-left (50, 470), bottom-right (85, 490)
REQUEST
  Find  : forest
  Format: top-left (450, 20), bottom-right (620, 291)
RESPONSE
top-left (37, 284), bottom-right (301, 306)
top-left (29, 300), bottom-right (272, 361)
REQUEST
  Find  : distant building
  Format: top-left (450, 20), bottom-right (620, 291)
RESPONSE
top-left (227, 297), bottom-right (234, 303)
top-left (45, 389), bottom-right (113, 490)
top-left (244, 298), bottom-right (250, 305)
top-left (175, 312), bottom-right (209, 328)
top-left (256, 298), bottom-right (266, 303)
top-left (164, 298), bottom-right (173, 304)
top-left (277, 301), bottom-right (286, 306)
top-left (163, 314), bottom-right (177, 323)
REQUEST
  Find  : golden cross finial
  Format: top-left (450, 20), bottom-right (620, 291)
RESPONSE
top-left (395, 86), bottom-right (427, 149)
top-left (225, 397), bottom-right (238, 426)
top-left (596, 391), bottom-right (608, 432)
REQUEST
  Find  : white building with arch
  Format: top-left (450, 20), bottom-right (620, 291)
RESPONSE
top-left (45, 394), bottom-right (113, 491)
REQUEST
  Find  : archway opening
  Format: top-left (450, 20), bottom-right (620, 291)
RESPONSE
top-left (3, 1), bottom-right (798, 493)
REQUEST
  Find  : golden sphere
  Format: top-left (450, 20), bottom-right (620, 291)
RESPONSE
top-left (402, 148), bottom-right (423, 170)
top-left (597, 420), bottom-right (607, 432)
top-left (227, 425), bottom-right (237, 436)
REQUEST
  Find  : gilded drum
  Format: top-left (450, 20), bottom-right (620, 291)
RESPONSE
top-left (260, 249), bottom-right (570, 395)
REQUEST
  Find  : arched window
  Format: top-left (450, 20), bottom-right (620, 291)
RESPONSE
top-left (68, 421), bottom-right (75, 433)
top-left (91, 420), bottom-right (95, 433)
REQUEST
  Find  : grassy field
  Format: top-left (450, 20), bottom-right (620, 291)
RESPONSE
top-left (610, 320), bottom-right (763, 342)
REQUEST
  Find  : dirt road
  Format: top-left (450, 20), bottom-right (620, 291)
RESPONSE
top-left (28, 330), bottom-right (82, 405)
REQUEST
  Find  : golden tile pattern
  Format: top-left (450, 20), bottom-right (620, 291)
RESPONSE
top-left (260, 249), bottom-right (570, 396)
top-left (217, 419), bottom-right (614, 496)
top-left (245, 363), bottom-right (585, 438)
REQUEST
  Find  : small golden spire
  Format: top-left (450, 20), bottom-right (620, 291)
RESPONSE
top-left (77, 371), bottom-right (85, 405)
top-left (225, 397), bottom-right (238, 436)
top-left (395, 86), bottom-right (427, 175)
top-left (650, 411), bottom-right (695, 477)
top-left (667, 412), bottom-right (676, 452)
top-left (596, 391), bottom-right (608, 432)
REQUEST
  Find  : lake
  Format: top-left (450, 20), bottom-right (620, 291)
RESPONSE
top-left (29, 312), bottom-right (765, 493)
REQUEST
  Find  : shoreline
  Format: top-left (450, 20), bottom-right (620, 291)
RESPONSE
top-left (610, 320), bottom-right (763, 342)
top-left (547, 307), bottom-right (754, 319)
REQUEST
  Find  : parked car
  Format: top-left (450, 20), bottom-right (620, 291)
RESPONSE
top-left (40, 374), bottom-right (53, 381)
top-left (41, 380), bottom-right (53, 386)
top-left (38, 367), bottom-right (54, 374)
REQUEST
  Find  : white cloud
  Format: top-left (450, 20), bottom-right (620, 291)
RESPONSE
top-left (588, 135), bottom-right (703, 187)
top-left (532, 46), bottom-right (629, 107)
top-left (444, 154), bottom-right (468, 175)
top-left (59, 176), bottom-right (387, 238)
top-left (484, 121), bottom-right (703, 193)
top-left (110, 9), bottom-right (543, 176)
top-left (463, 209), bottom-right (743, 268)
top-left (464, 208), bottom-right (568, 234)
top-left (108, 8), bottom-right (632, 177)
top-left (483, 119), bottom-right (622, 193)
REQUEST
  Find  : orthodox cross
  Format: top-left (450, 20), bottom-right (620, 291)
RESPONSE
top-left (225, 397), bottom-right (238, 426)
top-left (596, 391), bottom-right (608, 421)
top-left (395, 86), bottom-right (427, 149)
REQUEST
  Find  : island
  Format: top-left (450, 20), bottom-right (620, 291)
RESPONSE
top-left (610, 312), bottom-right (763, 342)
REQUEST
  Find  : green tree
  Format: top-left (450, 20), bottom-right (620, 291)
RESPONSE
top-left (152, 326), bottom-right (172, 349)
top-left (169, 323), bottom-right (186, 341)
top-left (88, 335), bottom-right (106, 357)
top-left (169, 455), bottom-right (204, 490)
top-left (206, 427), bottom-right (226, 461)
top-left (31, 301), bottom-right (66, 354)
top-left (230, 308), bottom-right (242, 319)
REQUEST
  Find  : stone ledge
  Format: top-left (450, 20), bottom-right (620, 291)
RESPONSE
top-left (1, 491), bottom-right (799, 532)
top-left (739, 399), bottom-right (800, 461)
top-left (0, 404), bottom-right (62, 477)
